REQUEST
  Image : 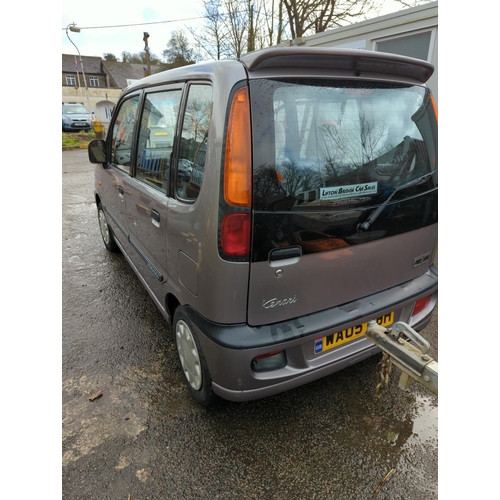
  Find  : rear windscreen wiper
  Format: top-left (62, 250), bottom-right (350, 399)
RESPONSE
top-left (357, 171), bottom-right (435, 232)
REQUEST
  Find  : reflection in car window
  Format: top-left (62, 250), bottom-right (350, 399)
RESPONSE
top-left (110, 96), bottom-right (139, 173)
top-left (250, 79), bottom-right (437, 212)
top-left (135, 90), bottom-right (182, 194)
top-left (177, 84), bottom-right (213, 202)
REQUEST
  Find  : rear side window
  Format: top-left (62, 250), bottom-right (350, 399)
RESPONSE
top-left (250, 79), bottom-right (437, 212)
top-left (110, 96), bottom-right (140, 173)
top-left (176, 84), bottom-right (213, 202)
top-left (135, 89), bottom-right (182, 193)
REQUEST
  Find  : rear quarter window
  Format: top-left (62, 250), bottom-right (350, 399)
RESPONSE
top-left (176, 84), bottom-right (213, 202)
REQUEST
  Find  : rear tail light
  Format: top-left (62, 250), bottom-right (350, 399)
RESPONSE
top-left (220, 85), bottom-right (252, 260)
top-left (224, 86), bottom-right (252, 208)
top-left (221, 213), bottom-right (251, 257)
top-left (251, 350), bottom-right (287, 372)
top-left (411, 296), bottom-right (431, 317)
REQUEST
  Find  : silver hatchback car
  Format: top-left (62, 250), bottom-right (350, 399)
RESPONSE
top-left (88, 47), bottom-right (438, 405)
top-left (62, 103), bottom-right (92, 132)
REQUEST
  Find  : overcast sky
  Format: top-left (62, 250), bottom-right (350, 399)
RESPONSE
top-left (61, 0), bottom-right (412, 60)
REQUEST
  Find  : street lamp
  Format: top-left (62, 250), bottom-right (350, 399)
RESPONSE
top-left (66, 23), bottom-right (91, 111)
top-left (143, 32), bottom-right (151, 76)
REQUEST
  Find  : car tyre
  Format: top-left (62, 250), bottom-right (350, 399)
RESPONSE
top-left (97, 202), bottom-right (119, 253)
top-left (174, 307), bottom-right (214, 406)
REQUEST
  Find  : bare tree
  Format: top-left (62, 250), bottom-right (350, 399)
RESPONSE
top-left (253, 164), bottom-right (285, 199)
top-left (244, 0), bottom-right (282, 53)
top-left (190, 0), bottom-right (383, 60)
top-left (393, 0), bottom-right (433, 8)
top-left (261, 0), bottom-right (287, 46)
top-left (189, 0), bottom-right (231, 60)
top-left (283, 0), bottom-right (379, 39)
top-left (190, 0), bottom-right (262, 59)
top-left (225, 0), bottom-right (248, 58)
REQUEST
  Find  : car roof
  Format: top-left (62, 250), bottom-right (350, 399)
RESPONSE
top-left (123, 47), bottom-right (434, 96)
top-left (123, 59), bottom-right (246, 95)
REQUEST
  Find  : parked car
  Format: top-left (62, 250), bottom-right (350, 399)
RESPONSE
top-left (62, 103), bottom-right (92, 132)
top-left (88, 47), bottom-right (438, 406)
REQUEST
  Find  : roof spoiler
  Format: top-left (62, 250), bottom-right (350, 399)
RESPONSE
top-left (240, 47), bottom-right (434, 84)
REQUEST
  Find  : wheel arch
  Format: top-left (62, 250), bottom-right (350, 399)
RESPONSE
top-left (165, 293), bottom-right (180, 328)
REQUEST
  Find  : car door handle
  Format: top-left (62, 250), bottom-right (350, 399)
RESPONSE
top-left (151, 210), bottom-right (160, 227)
top-left (269, 246), bottom-right (302, 262)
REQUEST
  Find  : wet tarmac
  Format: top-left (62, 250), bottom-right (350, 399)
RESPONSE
top-left (62, 149), bottom-right (438, 499)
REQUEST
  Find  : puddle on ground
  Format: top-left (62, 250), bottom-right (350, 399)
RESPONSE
top-left (410, 394), bottom-right (438, 441)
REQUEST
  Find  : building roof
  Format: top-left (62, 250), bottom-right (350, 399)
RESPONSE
top-left (62, 53), bottom-right (163, 89)
top-left (62, 54), bottom-right (104, 75)
top-left (102, 61), bottom-right (163, 88)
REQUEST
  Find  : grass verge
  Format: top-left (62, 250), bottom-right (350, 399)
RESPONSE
top-left (62, 131), bottom-right (96, 149)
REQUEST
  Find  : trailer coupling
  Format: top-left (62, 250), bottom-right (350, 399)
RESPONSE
top-left (365, 321), bottom-right (438, 396)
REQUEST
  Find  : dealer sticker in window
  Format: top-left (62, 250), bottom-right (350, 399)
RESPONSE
top-left (314, 312), bottom-right (394, 355)
top-left (320, 182), bottom-right (378, 201)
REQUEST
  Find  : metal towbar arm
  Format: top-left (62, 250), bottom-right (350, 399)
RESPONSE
top-left (365, 321), bottom-right (438, 395)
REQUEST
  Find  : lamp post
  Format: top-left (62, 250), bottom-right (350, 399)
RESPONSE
top-left (66, 23), bottom-right (91, 111)
top-left (143, 32), bottom-right (151, 76)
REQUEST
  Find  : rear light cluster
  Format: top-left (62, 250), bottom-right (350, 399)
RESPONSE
top-left (221, 213), bottom-right (251, 257)
top-left (220, 85), bottom-right (252, 259)
top-left (411, 295), bottom-right (431, 317)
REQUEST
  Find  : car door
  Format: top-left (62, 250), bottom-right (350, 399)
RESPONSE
top-left (246, 78), bottom-right (438, 326)
top-left (125, 85), bottom-right (184, 298)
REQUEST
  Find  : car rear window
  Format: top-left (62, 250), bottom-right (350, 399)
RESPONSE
top-left (250, 79), bottom-right (437, 212)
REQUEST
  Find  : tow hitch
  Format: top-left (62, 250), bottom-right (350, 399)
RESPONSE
top-left (365, 321), bottom-right (438, 396)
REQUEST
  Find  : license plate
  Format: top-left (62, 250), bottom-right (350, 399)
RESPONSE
top-left (314, 312), bottom-right (394, 355)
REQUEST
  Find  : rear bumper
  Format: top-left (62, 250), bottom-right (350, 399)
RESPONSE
top-left (187, 265), bottom-right (438, 402)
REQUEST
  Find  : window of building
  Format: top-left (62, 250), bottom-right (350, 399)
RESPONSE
top-left (135, 89), bottom-right (183, 193)
top-left (375, 30), bottom-right (433, 62)
top-left (176, 84), bottom-right (213, 202)
top-left (66, 75), bottom-right (76, 86)
top-left (90, 76), bottom-right (99, 87)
